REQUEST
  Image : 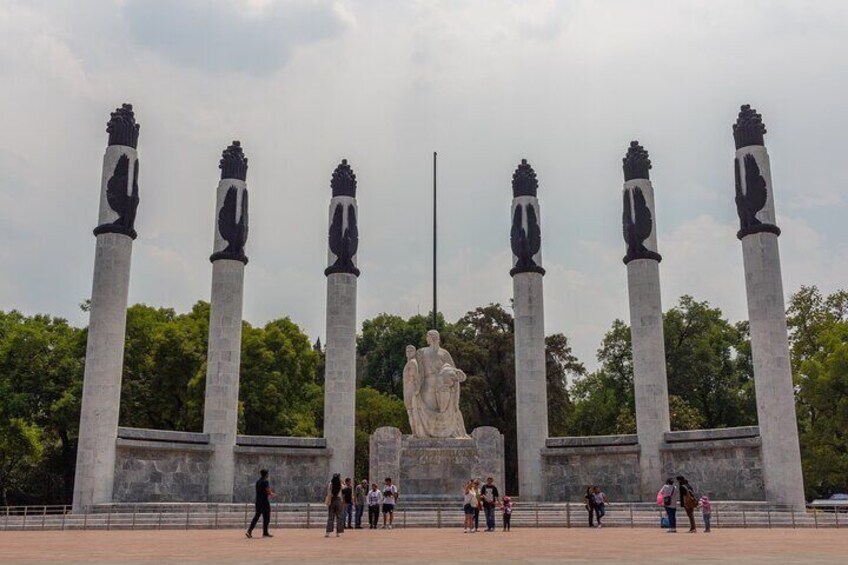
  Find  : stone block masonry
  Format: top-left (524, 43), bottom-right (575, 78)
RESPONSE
top-left (369, 426), bottom-right (504, 498)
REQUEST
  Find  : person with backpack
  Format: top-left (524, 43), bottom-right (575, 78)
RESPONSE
top-left (659, 478), bottom-right (677, 533)
top-left (677, 475), bottom-right (698, 533)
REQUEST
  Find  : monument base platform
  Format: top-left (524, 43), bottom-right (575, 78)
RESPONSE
top-left (369, 426), bottom-right (504, 497)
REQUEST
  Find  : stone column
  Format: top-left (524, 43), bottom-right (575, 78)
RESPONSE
top-left (621, 141), bottom-right (671, 501)
top-left (73, 104), bottom-right (141, 513)
top-left (509, 159), bottom-right (548, 501)
top-left (203, 141), bottom-right (249, 502)
top-left (732, 105), bottom-right (805, 507)
top-left (323, 159), bottom-right (360, 480)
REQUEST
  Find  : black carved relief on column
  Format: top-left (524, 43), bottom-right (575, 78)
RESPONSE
top-left (331, 159), bottom-right (357, 197)
top-left (325, 202), bottom-right (360, 276)
top-left (511, 159), bottom-right (538, 197)
top-left (325, 159), bottom-right (360, 276)
top-left (211, 185), bottom-right (249, 264)
top-left (622, 141), bottom-right (651, 181)
top-left (733, 104), bottom-right (766, 150)
top-left (622, 186), bottom-right (661, 264)
top-left (734, 154), bottom-right (780, 239)
top-left (219, 141), bottom-right (248, 181)
top-left (510, 203), bottom-right (545, 276)
top-left (94, 154), bottom-right (140, 239)
top-left (107, 104), bottom-right (140, 148)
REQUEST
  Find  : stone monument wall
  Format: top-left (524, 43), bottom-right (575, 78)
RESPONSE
top-left (542, 427), bottom-right (764, 502)
top-left (369, 426), bottom-right (504, 499)
top-left (113, 428), bottom-right (212, 502)
top-left (112, 428), bottom-right (330, 503)
top-left (660, 427), bottom-right (764, 500)
top-left (542, 435), bottom-right (641, 502)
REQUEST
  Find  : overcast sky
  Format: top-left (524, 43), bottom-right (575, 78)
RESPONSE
top-left (1, 0), bottom-right (847, 369)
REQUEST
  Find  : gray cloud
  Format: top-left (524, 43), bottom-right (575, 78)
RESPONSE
top-left (123, 0), bottom-right (351, 74)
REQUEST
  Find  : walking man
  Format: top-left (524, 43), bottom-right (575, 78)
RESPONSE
top-left (246, 469), bottom-right (275, 538)
top-left (381, 477), bottom-right (398, 529)
top-left (480, 477), bottom-right (500, 532)
top-left (342, 477), bottom-right (354, 529)
top-left (354, 479), bottom-right (367, 529)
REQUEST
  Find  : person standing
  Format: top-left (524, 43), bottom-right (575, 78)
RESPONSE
top-left (660, 478), bottom-right (677, 533)
top-left (677, 475), bottom-right (698, 533)
top-left (367, 482), bottom-right (382, 529)
top-left (246, 469), bottom-right (275, 538)
top-left (471, 479), bottom-right (482, 532)
top-left (699, 494), bottom-right (712, 533)
top-left (584, 486), bottom-right (597, 528)
top-left (463, 480), bottom-right (476, 533)
top-left (341, 477), bottom-right (354, 529)
top-left (593, 486), bottom-right (608, 527)
top-left (354, 479), bottom-right (367, 529)
top-left (501, 496), bottom-right (513, 532)
top-left (381, 477), bottom-right (398, 529)
top-left (480, 477), bottom-right (500, 532)
top-left (325, 474), bottom-right (344, 538)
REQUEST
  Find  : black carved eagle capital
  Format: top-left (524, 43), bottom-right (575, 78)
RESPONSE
top-left (510, 159), bottom-right (545, 276)
top-left (325, 159), bottom-right (360, 277)
top-left (621, 141), bottom-right (662, 264)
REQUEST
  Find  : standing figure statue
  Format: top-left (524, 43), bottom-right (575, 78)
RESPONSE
top-left (403, 330), bottom-right (469, 438)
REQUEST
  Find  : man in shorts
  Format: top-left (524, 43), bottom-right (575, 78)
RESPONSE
top-left (381, 477), bottom-right (399, 529)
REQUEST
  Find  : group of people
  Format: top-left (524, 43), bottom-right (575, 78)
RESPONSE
top-left (463, 477), bottom-right (512, 533)
top-left (244, 469), bottom-right (715, 538)
top-left (659, 476), bottom-right (712, 533)
top-left (583, 485), bottom-right (609, 528)
top-left (324, 475), bottom-right (399, 537)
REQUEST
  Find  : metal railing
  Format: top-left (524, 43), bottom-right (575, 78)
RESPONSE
top-left (0, 502), bottom-right (844, 532)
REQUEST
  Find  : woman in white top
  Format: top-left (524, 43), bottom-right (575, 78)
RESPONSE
top-left (463, 480), bottom-right (478, 533)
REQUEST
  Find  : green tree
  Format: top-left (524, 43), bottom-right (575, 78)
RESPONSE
top-left (787, 286), bottom-right (848, 499)
top-left (354, 387), bottom-right (409, 480)
top-left (0, 418), bottom-right (45, 506)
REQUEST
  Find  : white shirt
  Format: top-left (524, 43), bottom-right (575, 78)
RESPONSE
top-left (367, 490), bottom-right (383, 506)
top-left (382, 484), bottom-right (398, 505)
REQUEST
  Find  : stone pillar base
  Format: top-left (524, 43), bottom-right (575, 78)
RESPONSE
top-left (369, 427), bottom-right (505, 498)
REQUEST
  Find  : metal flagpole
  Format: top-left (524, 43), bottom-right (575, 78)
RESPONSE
top-left (432, 151), bottom-right (437, 330)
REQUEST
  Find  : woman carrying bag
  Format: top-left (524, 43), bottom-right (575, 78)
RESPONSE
top-left (325, 474), bottom-right (344, 538)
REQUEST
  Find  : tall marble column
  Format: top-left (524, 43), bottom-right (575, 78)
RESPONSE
top-left (621, 141), bottom-right (671, 500)
top-left (73, 104), bottom-right (141, 513)
top-left (732, 105), bottom-right (805, 507)
top-left (203, 141), bottom-right (249, 502)
top-left (323, 159), bottom-right (359, 479)
top-left (509, 159), bottom-right (548, 501)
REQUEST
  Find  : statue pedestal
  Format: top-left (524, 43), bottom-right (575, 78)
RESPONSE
top-left (369, 426), bottom-right (504, 499)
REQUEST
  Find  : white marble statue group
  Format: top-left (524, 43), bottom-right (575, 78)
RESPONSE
top-left (402, 330), bottom-right (470, 439)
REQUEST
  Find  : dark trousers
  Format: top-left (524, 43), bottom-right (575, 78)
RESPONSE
top-left (248, 503), bottom-right (270, 535)
top-left (344, 502), bottom-right (353, 528)
top-left (587, 505), bottom-right (596, 527)
top-left (503, 514), bottom-right (511, 531)
top-left (368, 505), bottom-right (380, 528)
top-left (326, 498), bottom-right (344, 534)
top-left (595, 503), bottom-right (605, 524)
top-left (355, 504), bottom-right (364, 528)
top-left (665, 506), bottom-right (677, 529)
top-left (484, 505), bottom-right (496, 530)
top-left (473, 507), bottom-right (480, 530)
top-left (684, 507), bottom-right (696, 531)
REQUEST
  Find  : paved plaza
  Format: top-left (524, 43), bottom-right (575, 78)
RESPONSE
top-left (2, 528), bottom-right (847, 565)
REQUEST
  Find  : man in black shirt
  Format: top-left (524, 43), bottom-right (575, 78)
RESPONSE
top-left (341, 478), bottom-right (354, 529)
top-left (480, 477), bottom-right (500, 532)
top-left (246, 469), bottom-right (275, 538)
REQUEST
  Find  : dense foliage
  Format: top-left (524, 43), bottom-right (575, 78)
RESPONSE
top-left (1, 288), bottom-right (846, 504)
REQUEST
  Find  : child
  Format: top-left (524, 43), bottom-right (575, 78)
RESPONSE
top-left (699, 494), bottom-right (712, 533)
top-left (502, 496), bottom-right (513, 532)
